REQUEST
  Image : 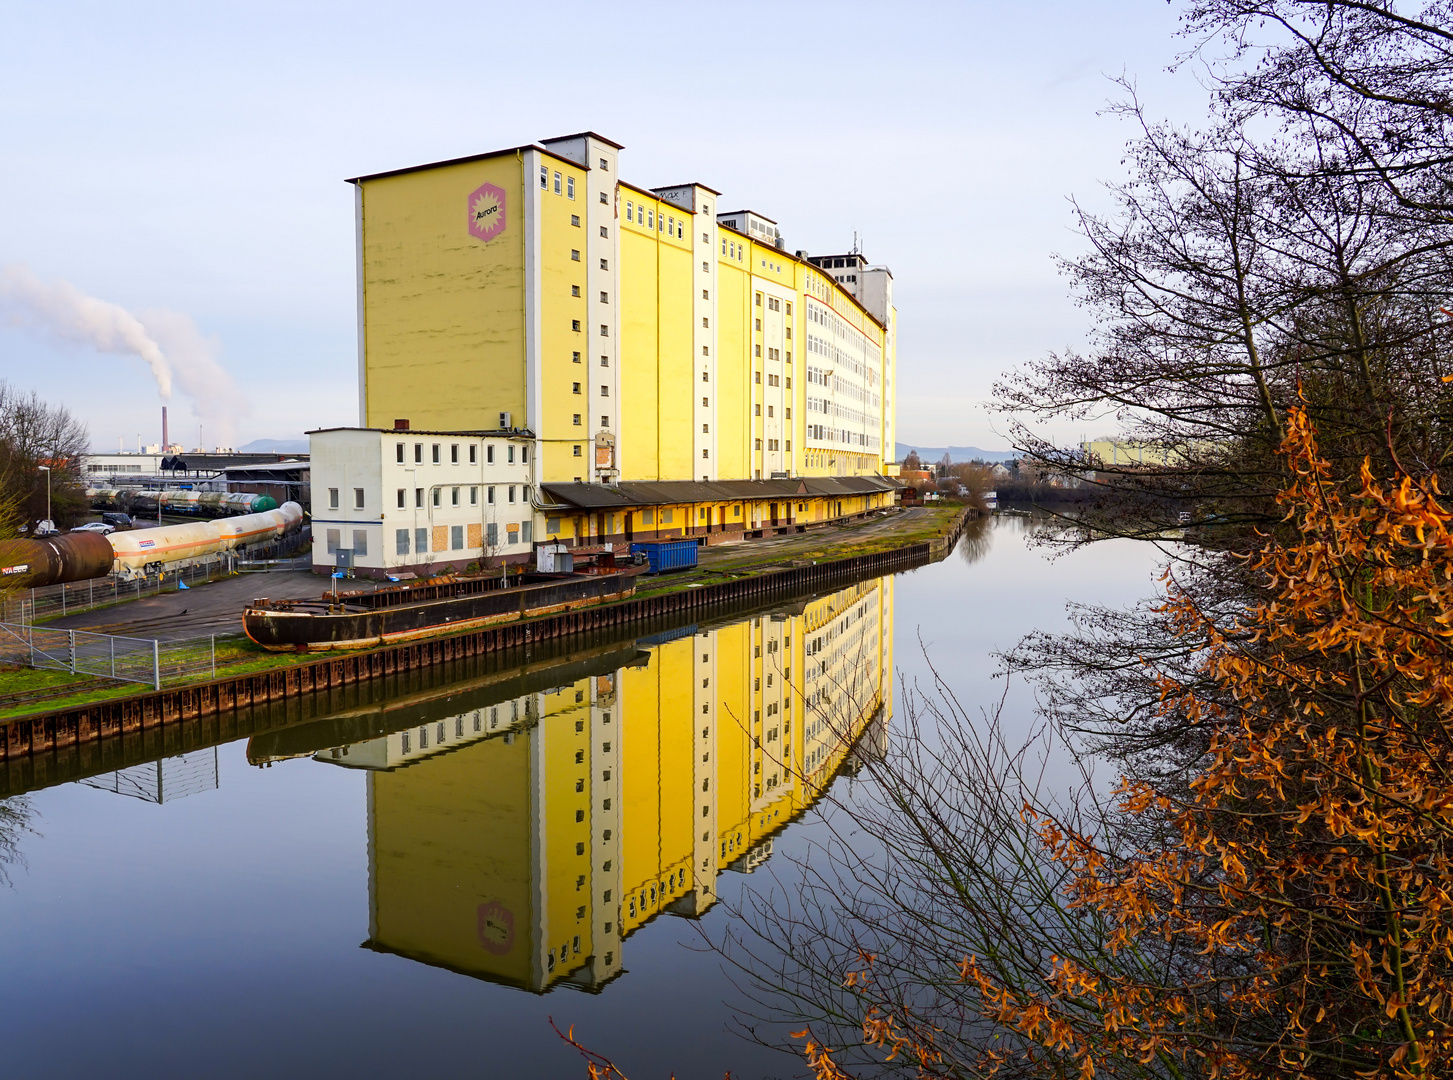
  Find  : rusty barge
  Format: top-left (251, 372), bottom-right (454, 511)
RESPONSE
top-left (243, 566), bottom-right (644, 652)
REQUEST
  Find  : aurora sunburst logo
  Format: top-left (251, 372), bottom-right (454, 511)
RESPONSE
top-left (467, 182), bottom-right (507, 243)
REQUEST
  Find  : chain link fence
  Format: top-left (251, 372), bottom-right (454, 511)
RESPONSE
top-left (0, 622), bottom-right (221, 690)
top-left (0, 556), bottom-right (236, 626)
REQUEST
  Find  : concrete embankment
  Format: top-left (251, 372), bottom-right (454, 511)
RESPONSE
top-left (0, 507), bottom-right (975, 777)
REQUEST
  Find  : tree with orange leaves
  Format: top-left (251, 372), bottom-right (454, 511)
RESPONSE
top-left (776, 405), bottom-right (1453, 1080)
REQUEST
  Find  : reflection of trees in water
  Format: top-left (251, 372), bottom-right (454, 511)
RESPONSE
top-left (0, 797), bottom-right (35, 887)
top-left (717, 677), bottom-right (1117, 1078)
top-left (955, 513), bottom-right (993, 566)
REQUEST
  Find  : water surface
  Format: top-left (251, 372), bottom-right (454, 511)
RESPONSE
top-left (0, 519), bottom-right (1162, 1079)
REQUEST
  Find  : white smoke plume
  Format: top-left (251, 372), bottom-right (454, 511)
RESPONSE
top-left (0, 263), bottom-right (173, 398)
top-left (0, 263), bottom-right (252, 449)
top-left (134, 308), bottom-right (249, 450)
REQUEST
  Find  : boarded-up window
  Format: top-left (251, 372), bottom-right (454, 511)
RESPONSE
top-left (467, 523), bottom-right (482, 548)
top-left (432, 525), bottom-right (447, 552)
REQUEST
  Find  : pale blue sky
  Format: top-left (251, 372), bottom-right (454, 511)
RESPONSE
top-left (0, 0), bottom-right (1209, 453)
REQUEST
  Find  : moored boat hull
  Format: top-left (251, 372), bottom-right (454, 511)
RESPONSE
top-left (243, 571), bottom-right (639, 652)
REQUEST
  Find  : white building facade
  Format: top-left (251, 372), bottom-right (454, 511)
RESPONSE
top-left (309, 427), bottom-right (536, 578)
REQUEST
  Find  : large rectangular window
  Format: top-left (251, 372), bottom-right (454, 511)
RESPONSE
top-left (486, 522), bottom-right (498, 547)
top-left (352, 529), bottom-right (368, 557)
top-left (395, 529), bottom-right (410, 556)
top-left (325, 528), bottom-right (339, 555)
top-left (415, 527), bottom-right (428, 553)
top-left (451, 525), bottom-right (464, 550)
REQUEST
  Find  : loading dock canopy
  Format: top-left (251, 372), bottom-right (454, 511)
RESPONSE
top-left (540, 475), bottom-right (901, 510)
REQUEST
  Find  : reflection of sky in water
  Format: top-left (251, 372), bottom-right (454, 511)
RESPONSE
top-left (0, 519), bottom-right (1164, 1079)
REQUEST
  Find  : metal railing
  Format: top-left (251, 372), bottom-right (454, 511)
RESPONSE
top-left (0, 556), bottom-right (235, 626)
top-left (0, 527), bottom-right (310, 624)
top-left (0, 622), bottom-right (220, 690)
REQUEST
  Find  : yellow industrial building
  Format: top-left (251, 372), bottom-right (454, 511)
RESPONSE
top-left (306, 577), bottom-right (893, 991)
top-left (333, 131), bottom-right (899, 562)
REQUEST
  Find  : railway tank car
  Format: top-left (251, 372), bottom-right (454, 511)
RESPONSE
top-left (1, 502), bottom-right (304, 588)
top-left (86, 488), bottom-right (279, 517)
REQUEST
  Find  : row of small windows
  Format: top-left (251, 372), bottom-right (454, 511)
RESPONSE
top-left (624, 201), bottom-right (686, 239)
top-left (391, 520), bottom-right (532, 556)
top-left (394, 442), bottom-right (526, 465)
top-left (567, 283), bottom-right (611, 303)
top-left (393, 484), bottom-right (527, 508)
top-left (570, 321), bottom-right (612, 337)
top-left (541, 167), bottom-right (577, 200)
top-left (806, 424), bottom-right (881, 449)
top-left (720, 237), bottom-right (744, 261)
top-left (753, 438), bottom-right (789, 452)
top-left (568, 383), bottom-right (611, 397)
top-left (755, 292), bottom-right (793, 316)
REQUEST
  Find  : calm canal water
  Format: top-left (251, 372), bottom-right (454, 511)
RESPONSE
top-left (0, 518), bottom-right (1164, 1079)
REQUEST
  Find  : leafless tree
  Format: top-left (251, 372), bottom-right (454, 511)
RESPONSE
top-left (0, 380), bottom-right (90, 528)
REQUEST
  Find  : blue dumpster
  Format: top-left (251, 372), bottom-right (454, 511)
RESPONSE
top-left (631, 540), bottom-right (698, 573)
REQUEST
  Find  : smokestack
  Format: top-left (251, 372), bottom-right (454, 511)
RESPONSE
top-left (162, 405), bottom-right (168, 452)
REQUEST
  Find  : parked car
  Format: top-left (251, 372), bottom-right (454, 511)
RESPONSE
top-left (70, 522), bottom-right (115, 535)
top-left (100, 512), bottom-right (133, 529)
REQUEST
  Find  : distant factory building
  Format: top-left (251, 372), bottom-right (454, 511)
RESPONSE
top-left (313, 131), bottom-right (899, 574)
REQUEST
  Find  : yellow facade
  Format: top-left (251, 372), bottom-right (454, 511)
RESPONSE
top-left (357, 153), bottom-right (527, 434)
top-left (335, 577), bottom-right (894, 992)
top-left (348, 133), bottom-right (898, 550)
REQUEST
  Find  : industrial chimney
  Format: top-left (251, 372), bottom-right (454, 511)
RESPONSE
top-left (162, 406), bottom-right (169, 453)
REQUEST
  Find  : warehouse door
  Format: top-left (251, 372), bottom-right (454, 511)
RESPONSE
top-left (625, 513), bottom-right (634, 542)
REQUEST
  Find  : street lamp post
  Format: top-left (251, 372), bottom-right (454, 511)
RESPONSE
top-left (37, 465), bottom-right (51, 525)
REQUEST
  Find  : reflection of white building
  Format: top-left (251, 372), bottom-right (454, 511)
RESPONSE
top-left (79, 747), bottom-right (219, 803)
top-left (308, 427), bottom-right (535, 579)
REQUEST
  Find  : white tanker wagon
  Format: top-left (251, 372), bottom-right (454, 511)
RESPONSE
top-left (0, 502), bottom-right (305, 587)
top-left (108, 502), bottom-right (306, 579)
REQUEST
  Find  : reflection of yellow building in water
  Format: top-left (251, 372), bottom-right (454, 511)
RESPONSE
top-left (314, 578), bottom-right (894, 992)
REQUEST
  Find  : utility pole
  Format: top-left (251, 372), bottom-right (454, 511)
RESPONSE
top-left (38, 465), bottom-right (51, 524)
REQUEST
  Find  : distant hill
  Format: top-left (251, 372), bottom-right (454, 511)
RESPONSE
top-left (896, 443), bottom-right (1014, 464)
top-left (239, 438), bottom-right (310, 454)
